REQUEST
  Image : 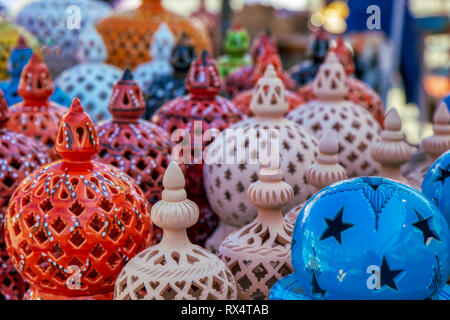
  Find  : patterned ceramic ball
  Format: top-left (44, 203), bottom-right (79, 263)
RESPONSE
top-left (422, 150), bottom-right (450, 228)
top-left (287, 53), bottom-right (381, 177)
top-left (270, 177), bottom-right (449, 300)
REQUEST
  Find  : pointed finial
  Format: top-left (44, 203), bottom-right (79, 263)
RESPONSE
top-left (247, 158), bottom-right (293, 211)
top-left (250, 64), bottom-right (288, 118)
top-left (313, 52), bottom-right (348, 100)
top-left (14, 36), bottom-right (29, 50)
top-left (70, 97), bottom-right (84, 113)
top-left (330, 36), bottom-right (355, 76)
top-left (371, 108), bottom-right (414, 182)
top-left (422, 102), bottom-right (450, 160)
top-left (201, 50), bottom-right (209, 65)
top-left (122, 67), bottom-right (134, 81)
top-left (152, 162), bottom-right (199, 234)
top-left (18, 53), bottom-right (54, 104)
top-left (306, 130), bottom-right (347, 189)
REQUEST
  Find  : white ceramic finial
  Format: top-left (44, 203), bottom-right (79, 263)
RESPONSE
top-left (306, 129), bottom-right (347, 189)
top-left (371, 108), bottom-right (414, 182)
top-left (313, 52), bottom-right (349, 101)
top-left (422, 102), bottom-right (450, 160)
top-left (150, 22), bottom-right (175, 61)
top-left (249, 64), bottom-right (289, 118)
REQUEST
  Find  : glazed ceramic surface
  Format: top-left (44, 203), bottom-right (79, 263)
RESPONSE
top-left (15, 0), bottom-right (112, 76)
top-left (274, 177), bottom-right (449, 300)
top-left (55, 25), bottom-right (122, 123)
top-left (4, 99), bottom-right (152, 300)
top-left (114, 162), bottom-right (237, 300)
top-left (96, 0), bottom-right (210, 69)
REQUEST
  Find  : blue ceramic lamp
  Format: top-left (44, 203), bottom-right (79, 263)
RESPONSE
top-left (270, 177), bottom-right (449, 300)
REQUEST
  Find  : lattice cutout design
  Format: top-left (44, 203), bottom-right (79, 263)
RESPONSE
top-left (114, 245), bottom-right (237, 300)
top-left (15, 0), bottom-right (111, 75)
top-left (6, 104), bottom-right (68, 160)
top-left (154, 95), bottom-right (244, 197)
top-left (96, 2), bottom-right (211, 70)
top-left (204, 118), bottom-right (318, 228)
top-left (4, 162), bottom-right (152, 300)
top-left (232, 88), bottom-right (302, 117)
top-left (55, 63), bottom-right (122, 123)
top-left (219, 220), bottom-right (294, 300)
top-left (287, 102), bottom-right (381, 177)
top-left (297, 78), bottom-right (385, 126)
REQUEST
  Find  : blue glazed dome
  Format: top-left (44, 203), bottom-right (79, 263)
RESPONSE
top-left (272, 177), bottom-right (449, 300)
top-left (422, 150), bottom-right (450, 227)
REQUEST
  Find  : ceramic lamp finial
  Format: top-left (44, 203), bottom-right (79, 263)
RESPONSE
top-left (313, 52), bottom-right (348, 101)
top-left (185, 50), bottom-right (221, 98)
top-left (122, 67), bottom-right (134, 81)
top-left (18, 53), bottom-right (54, 104)
top-left (250, 64), bottom-right (288, 118)
top-left (371, 108), bottom-right (414, 181)
top-left (422, 102), bottom-right (450, 159)
top-left (55, 98), bottom-right (99, 162)
top-left (14, 35), bottom-right (28, 50)
top-left (152, 162), bottom-right (199, 233)
top-left (306, 130), bottom-right (347, 190)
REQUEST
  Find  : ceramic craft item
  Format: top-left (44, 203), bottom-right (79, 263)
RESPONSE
top-left (3, 99), bottom-right (152, 300)
top-left (285, 129), bottom-right (347, 225)
top-left (190, 0), bottom-right (220, 57)
top-left (270, 177), bottom-right (449, 300)
top-left (287, 53), bottom-right (381, 177)
top-left (15, 0), bottom-right (112, 77)
top-left (0, 89), bottom-right (50, 300)
top-left (96, 0), bottom-right (211, 70)
top-left (133, 23), bottom-right (175, 91)
top-left (204, 65), bottom-right (318, 253)
top-left (218, 159), bottom-right (294, 300)
top-left (55, 25), bottom-right (122, 123)
top-left (114, 162), bottom-right (237, 300)
top-left (6, 54), bottom-right (69, 160)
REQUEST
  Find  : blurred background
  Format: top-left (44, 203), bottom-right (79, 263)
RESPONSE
top-left (1, 0), bottom-right (449, 143)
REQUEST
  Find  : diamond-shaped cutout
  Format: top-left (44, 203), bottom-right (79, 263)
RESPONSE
top-left (188, 282), bottom-right (202, 298)
top-left (89, 215), bottom-right (104, 232)
top-left (34, 229), bottom-right (48, 244)
top-left (252, 263), bottom-right (268, 281)
top-left (120, 209), bottom-right (132, 226)
top-left (237, 274), bottom-right (252, 291)
top-left (134, 284), bottom-right (148, 300)
top-left (106, 251), bottom-right (121, 269)
top-left (39, 199), bottom-right (53, 214)
top-left (69, 200), bottom-right (85, 216)
top-left (90, 243), bottom-right (106, 259)
top-left (108, 225), bottom-right (121, 241)
top-left (69, 229), bottom-right (86, 247)
top-left (161, 284), bottom-right (177, 300)
top-left (51, 216), bottom-right (66, 233)
top-left (86, 269), bottom-right (100, 281)
top-left (25, 213), bottom-right (37, 228)
top-left (50, 243), bottom-right (64, 259)
top-left (36, 256), bottom-right (49, 273)
top-left (99, 197), bottom-right (113, 212)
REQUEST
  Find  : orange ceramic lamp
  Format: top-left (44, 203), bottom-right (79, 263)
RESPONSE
top-left (4, 99), bottom-right (152, 300)
top-left (6, 54), bottom-right (68, 160)
top-left (96, 69), bottom-right (173, 243)
top-left (96, 0), bottom-right (211, 70)
top-left (0, 90), bottom-right (50, 300)
top-left (297, 37), bottom-right (385, 126)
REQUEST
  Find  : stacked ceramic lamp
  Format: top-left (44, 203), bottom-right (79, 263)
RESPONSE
top-left (55, 26), bottom-right (122, 123)
top-left (4, 99), bottom-right (152, 300)
top-left (287, 53), bottom-right (381, 177)
top-left (96, 0), bottom-right (211, 69)
top-left (203, 64), bottom-right (318, 252)
top-left (6, 54), bottom-right (69, 160)
top-left (0, 90), bottom-right (50, 300)
top-left (95, 68), bottom-right (173, 244)
top-left (114, 162), bottom-right (237, 300)
top-left (15, 0), bottom-right (112, 76)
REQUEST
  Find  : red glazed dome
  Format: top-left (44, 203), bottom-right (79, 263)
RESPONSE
top-left (0, 89), bottom-right (50, 300)
top-left (96, 69), bottom-right (173, 244)
top-left (4, 99), bottom-right (152, 300)
top-left (231, 47), bottom-right (300, 117)
top-left (153, 51), bottom-right (244, 246)
top-left (297, 37), bottom-right (384, 126)
top-left (6, 54), bottom-right (69, 160)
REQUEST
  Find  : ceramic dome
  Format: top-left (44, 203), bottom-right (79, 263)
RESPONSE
top-left (204, 65), bottom-right (318, 252)
top-left (287, 53), bottom-right (381, 177)
top-left (15, 0), bottom-right (112, 76)
top-left (271, 177), bottom-right (449, 300)
top-left (55, 25), bottom-right (122, 123)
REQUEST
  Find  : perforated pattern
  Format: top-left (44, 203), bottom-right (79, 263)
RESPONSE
top-left (4, 162), bottom-right (152, 300)
top-left (6, 104), bottom-right (68, 160)
top-left (204, 118), bottom-right (318, 228)
top-left (287, 102), bottom-right (381, 177)
top-left (297, 78), bottom-right (385, 126)
top-left (114, 245), bottom-right (237, 300)
top-left (55, 63), bottom-right (122, 123)
top-left (219, 220), bottom-right (293, 300)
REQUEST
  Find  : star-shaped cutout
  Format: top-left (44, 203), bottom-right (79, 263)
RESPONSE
top-left (412, 210), bottom-right (440, 245)
top-left (311, 273), bottom-right (326, 297)
top-left (434, 167), bottom-right (450, 185)
top-left (380, 257), bottom-right (403, 290)
top-left (320, 207), bottom-right (354, 244)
